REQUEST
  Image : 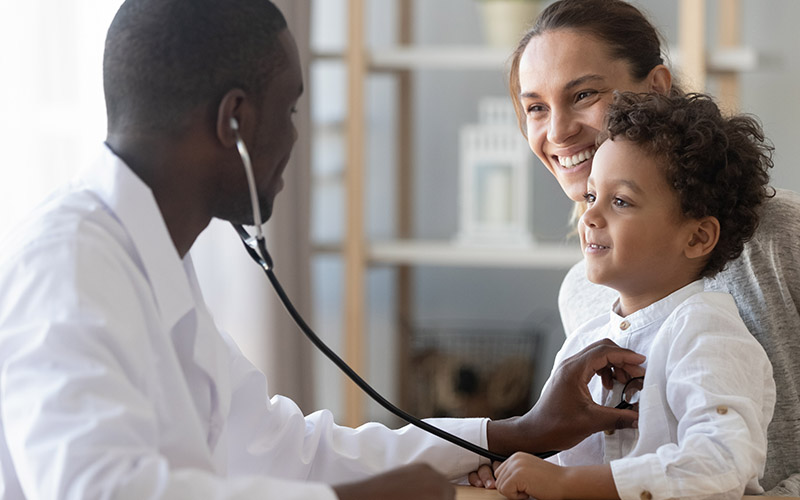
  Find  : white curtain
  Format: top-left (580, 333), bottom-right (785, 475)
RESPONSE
top-left (0, 1), bottom-right (121, 237)
top-left (0, 0), bottom-right (315, 411)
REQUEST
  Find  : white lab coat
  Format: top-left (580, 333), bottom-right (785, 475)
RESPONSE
top-left (0, 146), bottom-right (488, 499)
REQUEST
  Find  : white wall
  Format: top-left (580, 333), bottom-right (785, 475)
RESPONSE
top-left (739, 0), bottom-right (800, 191)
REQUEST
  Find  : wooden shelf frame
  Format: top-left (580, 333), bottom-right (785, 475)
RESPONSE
top-left (315, 44), bottom-right (758, 73)
top-left (315, 240), bottom-right (583, 269)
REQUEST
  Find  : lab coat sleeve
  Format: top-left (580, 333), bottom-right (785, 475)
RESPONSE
top-left (222, 332), bottom-right (490, 485)
top-left (0, 236), bottom-right (338, 500)
top-left (610, 295), bottom-right (776, 500)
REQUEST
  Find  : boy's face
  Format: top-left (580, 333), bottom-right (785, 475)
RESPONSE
top-left (579, 139), bottom-right (699, 313)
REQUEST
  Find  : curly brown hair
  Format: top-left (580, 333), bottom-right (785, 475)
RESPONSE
top-left (602, 91), bottom-right (774, 278)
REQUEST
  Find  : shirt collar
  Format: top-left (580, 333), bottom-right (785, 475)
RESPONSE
top-left (79, 144), bottom-right (196, 331)
top-left (609, 280), bottom-right (705, 333)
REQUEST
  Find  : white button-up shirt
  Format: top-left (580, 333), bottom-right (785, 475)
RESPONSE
top-left (0, 146), bottom-right (488, 499)
top-left (547, 281), bottom-right (775, 500)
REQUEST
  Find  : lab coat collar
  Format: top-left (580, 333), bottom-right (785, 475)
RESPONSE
top-left (81, 144), bottom-right (196, 333)
top-left (608, 280), bottom-right (705, 333)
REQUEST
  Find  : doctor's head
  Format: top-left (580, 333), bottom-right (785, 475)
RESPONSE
top-left (103, 0), bottom-right (303, 224)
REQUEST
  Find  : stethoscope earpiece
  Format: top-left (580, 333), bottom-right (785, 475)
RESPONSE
top-left (230, 116), bottom-right (264, 242)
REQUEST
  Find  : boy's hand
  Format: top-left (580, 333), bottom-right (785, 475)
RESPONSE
top-left (494, 452), bottom-right (564, 500)
top-left (495, 454), bottom-right (618, 500)
top-left (468, 463), bottom-right (499, 489)
top-left (487, 339), bottom-right (645, 455)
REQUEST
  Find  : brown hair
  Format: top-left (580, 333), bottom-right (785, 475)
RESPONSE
top-left (603, 91), bottom-right (775, 277)
top-left (508, 0), bottom-right (665, 136)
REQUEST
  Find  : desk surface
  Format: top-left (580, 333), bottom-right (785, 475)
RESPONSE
top-left (454, 485), bottom-right (798, 499)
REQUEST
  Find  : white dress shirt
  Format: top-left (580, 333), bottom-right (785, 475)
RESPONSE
top-left (547, 281), bottom-right (775, 500)
top-left (0, 146), bottom-right (488, 499)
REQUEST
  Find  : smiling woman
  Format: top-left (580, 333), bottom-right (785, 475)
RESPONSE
top-left (507, 0), bottom-right (671, 202)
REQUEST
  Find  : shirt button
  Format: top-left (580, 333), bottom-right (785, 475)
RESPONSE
top-left (716, 405), bottom-right (729, 415)
top-left (620, 320), bottom-right (631, 330)
top-left (640, 491), bottom-right (653, 500)
top-left (604, 429), bottom-right (615, 435)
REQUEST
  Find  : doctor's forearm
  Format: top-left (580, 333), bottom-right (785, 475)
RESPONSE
top-left (487, 416), bottom-right (545, 456)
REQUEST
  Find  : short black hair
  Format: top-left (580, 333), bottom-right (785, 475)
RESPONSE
top-left (104, 0), bottom-right (288, 135)
top-left (602, 91), bottom-right (775, 277)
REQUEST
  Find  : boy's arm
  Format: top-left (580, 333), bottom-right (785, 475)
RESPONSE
top-left (494, 452), bottom-right (618, 500)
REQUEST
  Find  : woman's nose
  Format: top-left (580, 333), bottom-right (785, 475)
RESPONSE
top-left (547, 108), bottom-right (580, 145)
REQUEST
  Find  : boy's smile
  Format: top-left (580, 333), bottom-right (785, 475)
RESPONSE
top-left (579, 139), bottom-right (704, 316)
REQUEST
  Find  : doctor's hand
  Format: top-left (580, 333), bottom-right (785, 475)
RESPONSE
top-left (333, 463), bottom-right (454, 500)
top-left (485, 338), bottom-right (645, 458)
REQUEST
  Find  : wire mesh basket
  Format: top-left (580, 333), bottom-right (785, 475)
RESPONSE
top-left (409, 325), bottom-right (540, 419)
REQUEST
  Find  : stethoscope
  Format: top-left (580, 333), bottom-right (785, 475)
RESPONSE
top-left (228, 117), bottom-right (555, 463)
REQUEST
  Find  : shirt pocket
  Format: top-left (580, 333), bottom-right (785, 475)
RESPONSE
top-left (631, 383), bottom-right (674, 455)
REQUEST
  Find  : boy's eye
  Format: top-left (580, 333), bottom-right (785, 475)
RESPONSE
top-left (583, 192), bottom-right (596, 204)
top-left (613, 197), bottom-right (630, 208)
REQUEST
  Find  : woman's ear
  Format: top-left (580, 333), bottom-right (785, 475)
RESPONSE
top-left (646, 64), bottom-right (672, 95)
top-left (685, 216), bottom-right (720, 260)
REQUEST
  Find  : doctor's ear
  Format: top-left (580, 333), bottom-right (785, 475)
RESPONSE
top-left (216, 88), bottom-right (247, 147)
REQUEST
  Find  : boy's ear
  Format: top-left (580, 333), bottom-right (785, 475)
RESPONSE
top-left (684, 216), bottom-right (720, 260)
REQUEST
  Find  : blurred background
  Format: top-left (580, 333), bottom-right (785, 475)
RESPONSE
top-left (1, 0), bottom-right (798, 428)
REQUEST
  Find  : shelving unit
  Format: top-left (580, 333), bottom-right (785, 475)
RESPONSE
top-left (331, 0), bottom-right (751, 426)
top-left (316, 240), bottom-right (583, 269)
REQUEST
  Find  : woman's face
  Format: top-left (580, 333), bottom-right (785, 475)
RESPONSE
top-left (517, 29), bottom-right (657, 201)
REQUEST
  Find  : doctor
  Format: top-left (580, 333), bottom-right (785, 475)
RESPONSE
top-left (0, 1), bottom-right (645, 499)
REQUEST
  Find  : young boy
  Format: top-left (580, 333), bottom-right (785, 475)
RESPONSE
top-left (493, 91), bottom-right (776, 500)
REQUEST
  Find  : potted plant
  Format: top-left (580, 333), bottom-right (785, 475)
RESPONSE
top-left (476, 0), bottom-right (543, 47)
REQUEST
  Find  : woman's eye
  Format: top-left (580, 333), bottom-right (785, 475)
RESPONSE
top-left (583, 192), bottom-right (596, 204)
top-left (576, 90), bottom-right (596, 102)
top-left (525, 103), bottom-right (546, 115)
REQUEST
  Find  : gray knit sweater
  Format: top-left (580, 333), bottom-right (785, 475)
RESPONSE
top-left (558, 188), bottom-right (800, 495)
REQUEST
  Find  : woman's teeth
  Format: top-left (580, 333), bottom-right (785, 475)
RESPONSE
top-left (558, 148), bottom-right (596, 168)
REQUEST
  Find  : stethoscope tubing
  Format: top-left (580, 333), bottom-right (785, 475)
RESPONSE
top-left (230, 124), bottom-right (556, 463)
